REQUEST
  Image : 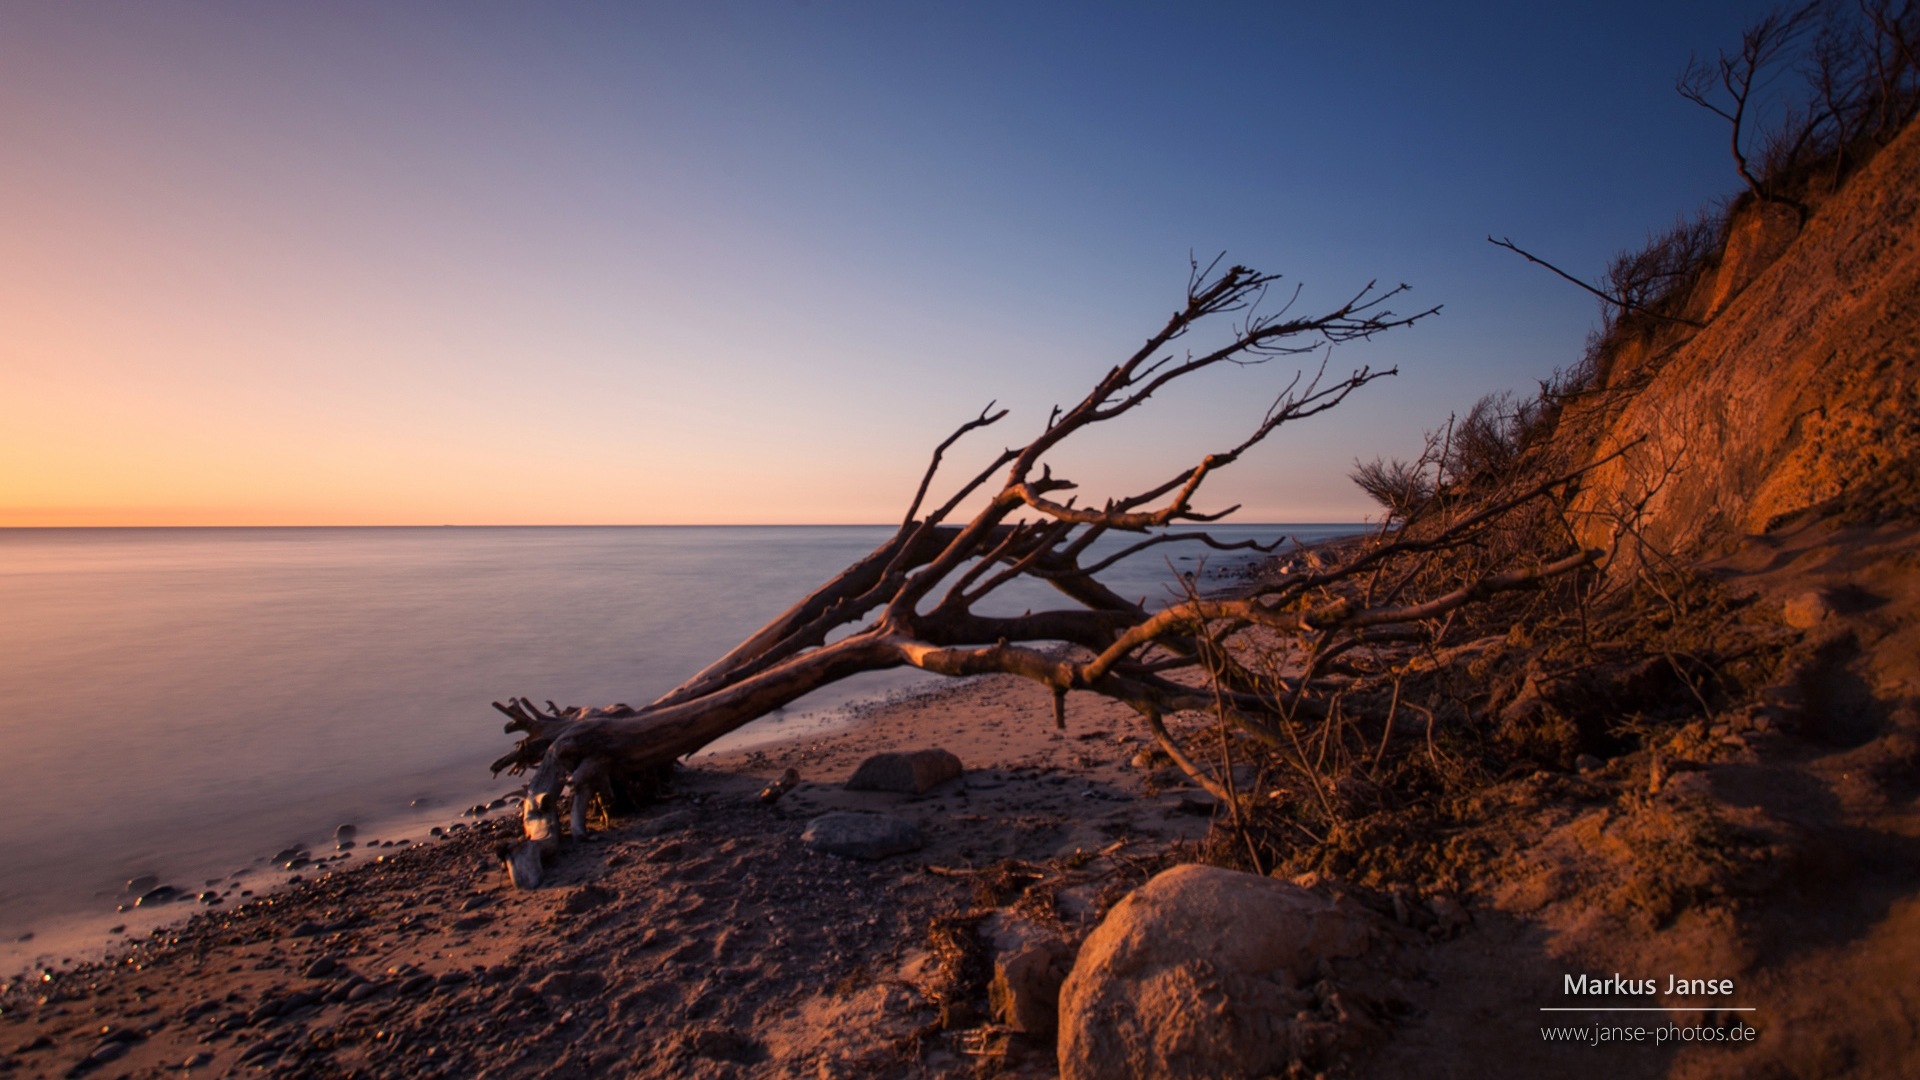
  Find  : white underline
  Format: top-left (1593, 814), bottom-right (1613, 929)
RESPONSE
top-left (1536, 999), bottom-right (1758, 1006)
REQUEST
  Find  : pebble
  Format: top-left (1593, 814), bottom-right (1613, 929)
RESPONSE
top-left (303, 956), bottom-right (339, 978)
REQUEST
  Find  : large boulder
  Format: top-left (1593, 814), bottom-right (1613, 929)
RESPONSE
top-left (845, 749), bottom-right (964, 794)
top-left (801, 812), bottom-right (924, 860)
top-left (1057, 864), bottom-right (1376, 1080)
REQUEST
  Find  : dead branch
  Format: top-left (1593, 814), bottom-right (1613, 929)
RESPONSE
top-left (479, 260), bottom-right (1628, 886)
top-left (1488, 237), bottom-right (1705, 328)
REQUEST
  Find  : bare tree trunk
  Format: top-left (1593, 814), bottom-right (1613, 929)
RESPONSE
top-left (488, 260), bottom-right (1596, 886)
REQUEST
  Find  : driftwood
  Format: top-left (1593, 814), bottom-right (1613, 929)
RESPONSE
top-left (489, 260), bottom-right (1597, 885)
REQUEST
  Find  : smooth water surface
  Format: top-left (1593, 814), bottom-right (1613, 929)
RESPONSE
top-left (0, 523), bottom-right (1357, 961)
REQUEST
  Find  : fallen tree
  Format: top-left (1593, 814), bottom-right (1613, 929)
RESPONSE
top-left (490, 260), bottom-right (1600, 886)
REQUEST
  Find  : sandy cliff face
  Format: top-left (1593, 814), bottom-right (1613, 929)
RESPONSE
top-left (1565, 116), bottom-right (1920, 559)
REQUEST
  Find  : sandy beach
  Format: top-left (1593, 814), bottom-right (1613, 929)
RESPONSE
top-left (0, 674), bottom-right (1221, 1079)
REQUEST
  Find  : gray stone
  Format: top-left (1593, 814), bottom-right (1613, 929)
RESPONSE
top-left (983, 914), bottom-right (1073, 1036)
top-left (1057, 864), bottom-right (1377, 1080)
top-left (845, 749), bottom-right (963, 794)
top-left (801, 812), bottom-right (924, 860)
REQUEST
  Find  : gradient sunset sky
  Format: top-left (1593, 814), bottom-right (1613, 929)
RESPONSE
top-left (2, 1), bottom-right (1781, 526)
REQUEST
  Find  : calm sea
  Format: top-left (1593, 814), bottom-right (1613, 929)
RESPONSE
top-left (0, 523), bottom-right (1357, 967)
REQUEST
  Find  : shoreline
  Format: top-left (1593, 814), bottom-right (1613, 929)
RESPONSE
top-left (0, 671), bottom-right (989, 980)
top-left (0, 671), bottom-right (1214, 1078)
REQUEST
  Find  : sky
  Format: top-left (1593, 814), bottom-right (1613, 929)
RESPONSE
top-left (0, 1), bottom-right (1784, 526)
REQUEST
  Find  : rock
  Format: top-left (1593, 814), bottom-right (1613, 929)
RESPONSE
top-left (302, 956), bottom-right (339, 978)
top-left (801, 812), bottom-right (924, 860)
top-left (124, 875), bottom-right (158, 897)
top-left (1784, 589), bottom-right (1833, 629)
top-left (1574, 753), bottom-right (1604, 773)
top-left (845, 749), bottom-right (963, 794)
top-left (134, 885), bottom-right (179, 907)
top-left (334, 824), bottom-right (357, 845)
top-left (983, 914), bottom-right (1074, 1036)
top-left (1057, 864), bottom-right (1376, 1080)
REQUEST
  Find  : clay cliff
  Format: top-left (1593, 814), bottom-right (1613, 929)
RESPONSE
top-left (1560, 111), bottom-right (1920, 561)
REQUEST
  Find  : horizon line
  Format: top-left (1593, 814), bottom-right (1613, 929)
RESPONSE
top-left (0, 520), bottom-right (1374, 530)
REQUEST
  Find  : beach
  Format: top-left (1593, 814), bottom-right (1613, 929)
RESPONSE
top-left (0, 673), bottom-right (1218, 1079)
